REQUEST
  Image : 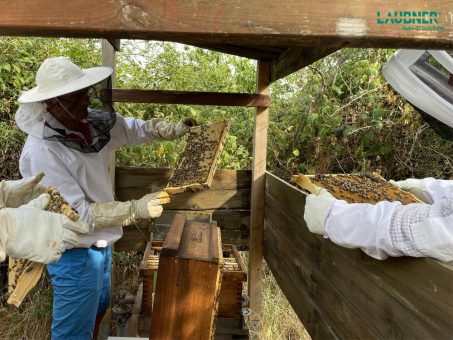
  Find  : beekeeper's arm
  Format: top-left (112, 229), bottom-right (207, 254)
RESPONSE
top-left (304, 189), bottom-right (453, 262)
top-left (108, 114), bottom-right (197, 148)
top-left (390, 178), bottom-right (453, 204)
top-left (90, 191), bottom-right (169, 229)
top-left (21, 149), bottom-right (168, 231)
top-left (0, 177), bottom-right (89, 264)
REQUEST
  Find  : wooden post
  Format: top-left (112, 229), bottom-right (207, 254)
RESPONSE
top-left (101, 38), bottom-right (118, 195)
top-left (101, 38), bottom-right (118, 333)
top-left (248, 60), bottom-right (270, 329)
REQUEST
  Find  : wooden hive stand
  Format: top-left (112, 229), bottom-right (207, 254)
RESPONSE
top-left (218, 244), bottom-right (247, 319)
top-left (216, 244), bottom-right (249, 339)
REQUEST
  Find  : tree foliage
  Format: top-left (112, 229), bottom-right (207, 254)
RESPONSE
top-left (0, 37), bottom-right (451, 181)
top-left (0, 37), bottom-right (101, 179)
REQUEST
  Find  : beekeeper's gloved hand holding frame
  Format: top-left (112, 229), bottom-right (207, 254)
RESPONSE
top-left (148, 117), bottom-right (198, 140)
top-left (390, 178), bottom-right (453, 204)
top-left (91, 190), bottom-right (170, 230)
top-left (303, 189), bottom-right (336, 236)
top-left (0, 177), bottom-right (90, 264)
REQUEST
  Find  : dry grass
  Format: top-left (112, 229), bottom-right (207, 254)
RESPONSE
top-left (240, 253), bottom-right (311, 340)
top-left (257, 264), bottom-right (311, 340)
top-left (0, 273), bottom-right (53, 340)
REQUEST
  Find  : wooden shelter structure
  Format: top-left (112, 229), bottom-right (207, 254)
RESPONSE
top-left (1, 1), bottom-right (452, 338)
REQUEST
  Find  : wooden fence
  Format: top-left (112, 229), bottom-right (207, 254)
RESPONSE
top-left (264, 171), bottom-right (453, 339)
top-left (114, 167), bottom-right (251, 251)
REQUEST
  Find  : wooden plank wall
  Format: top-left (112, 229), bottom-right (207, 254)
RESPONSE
top-left (114, 167), bottom-right (250, 251)
top-left (264, 172), bottom-right (453, 339)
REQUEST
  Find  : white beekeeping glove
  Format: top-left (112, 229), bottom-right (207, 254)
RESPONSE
top-left (91, 191), bottom-right (170, 229)
top-left (303, 189), bottom-right (337, 236)
top-left (389, 178), bottom-right (431, 203)
top-left (0, 194), bottom-right (90, 264)
top-left (0, 172), bottom-right (47, 208)
top-left (148, 117), bottom-right (197, 140)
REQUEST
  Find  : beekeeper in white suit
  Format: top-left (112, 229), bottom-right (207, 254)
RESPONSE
top-left (0, 172), bottom-right (90, 263)
top-left (304, 49), bottom-right (453, 262)
top-left (15, 56), bottom-right (197, 340)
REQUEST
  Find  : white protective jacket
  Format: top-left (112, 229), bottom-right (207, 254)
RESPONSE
top-left (306, 178), bottom-right (453, 262)
top-left (19, 111), bottom-right (185, 248)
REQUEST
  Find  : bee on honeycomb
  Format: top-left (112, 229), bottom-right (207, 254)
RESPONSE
top-left (292, 172), bottom-right (420, 205)
top-left (166, 121), bottom-right (230, 194)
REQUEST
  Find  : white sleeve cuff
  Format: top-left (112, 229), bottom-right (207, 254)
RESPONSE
top-left (411, 213), bottom-right (453, 262)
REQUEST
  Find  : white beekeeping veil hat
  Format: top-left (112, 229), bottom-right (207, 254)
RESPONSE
top-left (18, 56), bottom-right (112, 103)
top-left (16, 56), bottom-right (113, 139)
top-left (383, 49), bottom-right (453, 139)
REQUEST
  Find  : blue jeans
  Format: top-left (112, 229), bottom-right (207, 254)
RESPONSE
top-left (47, 246), bottom-right (111, 340)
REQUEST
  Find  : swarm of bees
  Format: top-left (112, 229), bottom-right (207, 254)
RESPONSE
top-left (7, 259), bottom-right (31, 294)
top-left (292, 172), bottom-right (420, 204)
top-left (166, 120), bottom-right (230, 194)
top-left (8, 187), bottom-right (79, 307)
top-left (222, 256), bottom-right (241, 271)
top-left (45, 186), bottom-right (79, 221)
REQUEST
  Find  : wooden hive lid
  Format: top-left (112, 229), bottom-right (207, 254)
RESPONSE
top-left (161, 213), bottom-right (222, 263)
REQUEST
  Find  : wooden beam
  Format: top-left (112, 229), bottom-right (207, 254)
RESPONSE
top-left (101, 40), bottom-right (117, 190)
top-left (101, 39), bottom-right (116, 112)
top-left (248, 60), bottom-right (270, 329)
top-left (118, 187), bottom-right (250, 210)
top-left (0, 1), bottom-right (451, 49)
top-left (115, 167), bottom-right (251, 191)
top-left (271, 45), bottom-right (343, 82)
top-left (101, 39), bottom-right (117, 329)
top-left (114, 168), bottom-right (252, 210)
top-left (191, 44), bottom-right (282, 60)
top-left (101, 89), bottom-right (271, 107)
top-left (107, 39), bottom-right (121, 52)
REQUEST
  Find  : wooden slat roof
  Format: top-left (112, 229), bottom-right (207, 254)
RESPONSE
top-left (1, 0), bottom-right (452, 81)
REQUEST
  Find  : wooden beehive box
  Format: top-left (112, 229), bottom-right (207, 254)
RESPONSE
top-left (140, 213), bottom-right (212, 316)
top-left (150, 214), bottom-right (223, 339)
top-left (218, 244), bottom-right (247, 319)
top-left (165, 120), bottom-right (230, 194)
top-left (291, 172), bottom-right (421, 204)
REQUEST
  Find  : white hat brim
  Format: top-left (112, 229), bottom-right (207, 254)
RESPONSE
top-left (383, 49), bottom-right (453, 129)
top-left (18, 67), bottom-right (113, 103)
